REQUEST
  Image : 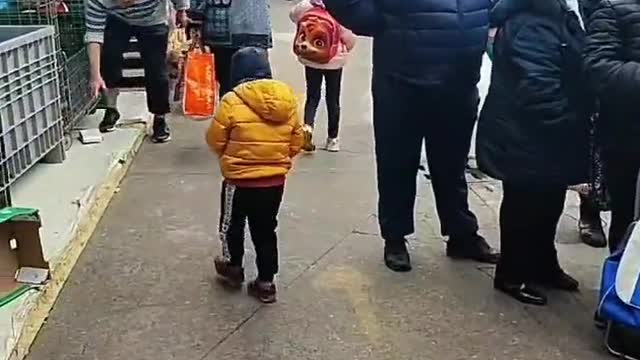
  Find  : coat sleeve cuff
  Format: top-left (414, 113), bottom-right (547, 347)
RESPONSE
top-left (85, 32), bottom-right (104, 44)
top-left (172, 0), bottom-right (189, 11)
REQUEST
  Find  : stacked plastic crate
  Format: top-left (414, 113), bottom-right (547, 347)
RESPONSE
top-left (0, 25), bottom-right (65, 207)
top-left (0, 0), bottom-right (96, 132)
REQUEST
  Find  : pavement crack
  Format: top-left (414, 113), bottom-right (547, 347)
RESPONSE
top-left (469, 184), bottom-right (499, 219)
top-left (196, 214), bottom-right (376, 358)
top-left (351, 229), bottom-right (377, 236)
top-left (284, 214), bottom-right (377, 290)
top-left (198, 306), bottom-right (263, 360)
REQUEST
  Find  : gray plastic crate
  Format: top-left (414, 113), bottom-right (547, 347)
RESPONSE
top-left (0, 25), bottom-right (65, 205)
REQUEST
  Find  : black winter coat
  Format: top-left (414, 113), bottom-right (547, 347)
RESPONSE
top-left (477, 0), bottom-right (592, 186)
top-left (584, 0), bottom-right (640, 156)
top-left (323, 0), bottom-right (491, 89)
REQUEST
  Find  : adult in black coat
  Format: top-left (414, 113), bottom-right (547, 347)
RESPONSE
top-left (477, 0), bottom-right (592, 305)
top-left (584, 0), bottom-right (640, 254)
top-left (323, 0), bottom-right (500, 273)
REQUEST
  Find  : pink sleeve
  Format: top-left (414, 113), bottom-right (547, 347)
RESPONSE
top-left (290, 0), bottom-right (314, 23)
top-left (341, 27), bottom-right (357, 51)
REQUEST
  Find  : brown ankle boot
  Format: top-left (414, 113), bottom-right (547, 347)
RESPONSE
top-left (248, 279), bottom-right (277, 304)
top-left (579, 195), bottom-right (607, 248)
top-left (214, 256), bottom-right (245, 288)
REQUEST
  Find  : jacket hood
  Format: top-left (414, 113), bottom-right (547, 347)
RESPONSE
top-left (490, 0), bottom-right (570, 27)
top-left (230, 47), bottom-right (273, 88)
top-left (233, 79), bottom-right (298, 124)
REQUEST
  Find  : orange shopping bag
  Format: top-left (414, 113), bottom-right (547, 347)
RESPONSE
top-left (183, 47), bottom-right (218, 119)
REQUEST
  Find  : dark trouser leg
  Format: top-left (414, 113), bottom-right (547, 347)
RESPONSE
top-left (495, 184), bottom-right (551, 305)
top-left (604, 150), bottom-right (640, 253)
top-left (533, 187), bottom-right (567, 277)
top-left (101, 16), bottom-right (131, 111)
top-left (423, 89), bottom-right (480, 239)
top-left (496, 183), bottom-right (532, 283)
top-left (372, 74), bottom-right (423, 242)
top-left (324, 69), bottom-right (343, 139)
top-left (135, 23), bottom-right (170, 115)
top-left (219, 182), bottom-right (247, 267)
top-left (246, 186), bottom-right (284, 282)
top-left (497, 183), bottom-right (566, 283)
top-left (304, 67), bottom-right (323, 128)
top-left (213, 47), bottom-right (238, 95)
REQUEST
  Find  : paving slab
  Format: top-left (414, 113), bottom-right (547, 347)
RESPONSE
top-left (25, 1), bottom-right (614, 359)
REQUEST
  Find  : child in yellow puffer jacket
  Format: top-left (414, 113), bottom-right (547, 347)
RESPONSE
top-left (206, 47), bottom-right (304, 304)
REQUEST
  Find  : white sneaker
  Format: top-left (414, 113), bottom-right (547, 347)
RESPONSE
top-left (325, 138), bottom-right (340, 152)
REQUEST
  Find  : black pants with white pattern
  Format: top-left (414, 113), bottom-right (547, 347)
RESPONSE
top-left (219, 182), bottom-right (284, 282)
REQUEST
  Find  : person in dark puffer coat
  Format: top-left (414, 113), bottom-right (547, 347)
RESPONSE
top-left (477, 0), bottom-right (592, 306)
top-left (584, 0), bottom-right (640, 255)
top-left (322, 0), bottom-right (500, 273)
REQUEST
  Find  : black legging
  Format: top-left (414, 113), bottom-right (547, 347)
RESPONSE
top-left (303, 67), bottom-right (343, 139)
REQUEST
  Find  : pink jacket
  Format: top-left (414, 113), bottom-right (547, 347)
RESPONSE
top-left (289, 0), bottom-right (356, 70)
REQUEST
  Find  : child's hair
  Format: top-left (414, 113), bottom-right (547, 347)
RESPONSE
top-left (230, 47), bottom-right (273, 88)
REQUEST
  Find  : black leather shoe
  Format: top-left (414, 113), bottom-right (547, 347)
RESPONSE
top-left (384, 240), bottom-right (412, 272)
top-left (447, 234), bottom-right (500, 264)
top-left (494, 280), bottom-right (547, 306)
top-left (539, 270), bottom-right (580, 292)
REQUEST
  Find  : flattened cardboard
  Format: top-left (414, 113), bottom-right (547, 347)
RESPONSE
top-left (0, 214), bottom-right (48, 298)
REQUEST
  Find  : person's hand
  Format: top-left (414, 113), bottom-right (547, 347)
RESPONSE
top-left (90, 74), bottom-right (107, 98)
top-left (175, 9), bottom-right (189, 28)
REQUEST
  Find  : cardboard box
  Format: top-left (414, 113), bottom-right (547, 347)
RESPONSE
top-left (0, 208), bottom-right (48, 299)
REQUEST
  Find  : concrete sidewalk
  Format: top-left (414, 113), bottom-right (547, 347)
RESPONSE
top-left (26, 1), bottom-right (612, 358)
top-left (23, 118), bottom-right (612, 359)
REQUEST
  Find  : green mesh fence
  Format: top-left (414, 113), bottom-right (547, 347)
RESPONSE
top-left (0, 0), bottom-right (94, 129)
top-left (0, 0), bottom-right (85, 55)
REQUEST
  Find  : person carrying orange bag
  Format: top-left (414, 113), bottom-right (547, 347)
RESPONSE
top-left (183, 40), bottom-right (218, 118)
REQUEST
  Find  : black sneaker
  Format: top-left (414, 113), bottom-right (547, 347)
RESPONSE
top-left (384, 239), bottom-right (412, 272)
top-left (99, 109), bottom-right (120, 133)
top-left (151, 115), bottom-right (171, 143)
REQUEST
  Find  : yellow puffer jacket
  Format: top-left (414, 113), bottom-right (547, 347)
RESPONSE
top-left (206, 79), bottom-right (304, 180)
